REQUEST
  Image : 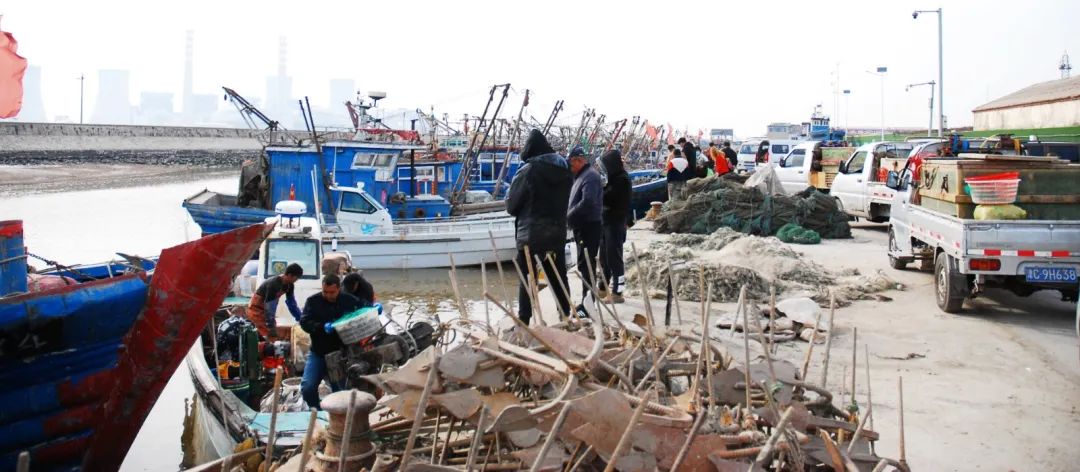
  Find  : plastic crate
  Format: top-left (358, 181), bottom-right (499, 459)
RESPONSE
top-left (332, 306), bottom-right (382, 345)
top-left (964, 172), bottom-right (1020, 205)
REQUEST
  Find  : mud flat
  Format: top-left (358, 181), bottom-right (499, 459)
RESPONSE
top-left (0, 164), bottom-right (238, 196)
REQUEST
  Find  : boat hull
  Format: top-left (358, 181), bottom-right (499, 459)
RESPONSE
top-left (327, 217), bottom-right (518, 270)
top-left (0, 223), bottom-right (271, 471)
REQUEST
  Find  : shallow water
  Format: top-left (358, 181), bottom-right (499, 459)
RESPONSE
top-left (3, 169), bottom-right (508, 471)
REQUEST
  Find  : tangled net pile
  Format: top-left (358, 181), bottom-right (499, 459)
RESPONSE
top-left (654, 174), bottom-right (852, 240)
top-left (629, 228), bottom-right (898, 306)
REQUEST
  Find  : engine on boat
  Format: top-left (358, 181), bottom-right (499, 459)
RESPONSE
top-left (324, 321), bottom-right (436, 393)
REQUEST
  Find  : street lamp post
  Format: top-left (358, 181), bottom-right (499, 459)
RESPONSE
top-left (78, 74), bottom-right (85, 124)
top-left (906, 81), bottom-right (935, 137)
top-left (914, 8), bottom-right (943, 137)
top-left (867, 67), bottom-right (887, 140)
top-left (843, 89), bottom-right (851, 135)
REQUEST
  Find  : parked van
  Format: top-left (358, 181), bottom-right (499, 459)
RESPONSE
top-left (736, 139), bottom-right (799, 173)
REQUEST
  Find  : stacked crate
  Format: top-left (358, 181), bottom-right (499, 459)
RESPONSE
top-left (917, 154), bottom-right (1080, 220)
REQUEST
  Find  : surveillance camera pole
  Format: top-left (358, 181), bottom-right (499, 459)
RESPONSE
top-left (915, 8), bottom-right (944, 137)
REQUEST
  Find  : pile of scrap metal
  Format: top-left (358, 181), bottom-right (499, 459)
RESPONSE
top-left (258, 288), bottom-right (912, 472)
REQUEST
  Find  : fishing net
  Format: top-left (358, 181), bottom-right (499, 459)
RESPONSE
top-left (776, 223), bottom-right (822, 244)
top-left (654, 175), bottom-right (851, 239)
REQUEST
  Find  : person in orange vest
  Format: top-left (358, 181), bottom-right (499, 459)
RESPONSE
top-left (708, 142), bottom-right (731, 175)
top-left (247, 263), bottom-right (303, 339)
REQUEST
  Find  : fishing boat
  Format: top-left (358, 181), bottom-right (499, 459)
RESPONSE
top-left (183, 210), bottom-right (438, 464)
top-left (628, 168), bottom-right (667, 220)
top-left (0, 220), bottom-right (269, 471)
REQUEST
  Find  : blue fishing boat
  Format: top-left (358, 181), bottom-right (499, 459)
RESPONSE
top-left (0, 220), bottom-right (269, 471)
top-left (628, 169), bottom-right (668, 219)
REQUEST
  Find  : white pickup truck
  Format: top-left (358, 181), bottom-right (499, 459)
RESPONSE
top-left (830, 141), bottom-right (915, 222)
top-left (773, 142), bottom-right (855, 194)
top-left (884, 161), bottom-right (1080, 313)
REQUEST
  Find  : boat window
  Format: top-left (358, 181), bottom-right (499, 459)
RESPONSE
top-left (784, 149), bottom-right (805, 167)
top-left (372, 154), bottom-right (395, 167)
top-left (352, 153), bottom-right (376, 167)
top-left (340, 191), bottom-right (378, 214)
top-left (846, 151), bottom-right (867, 174)
top-left (772, 144), bottom-right (790, 155)
top-left (265, 240), bottom-right (319, 279)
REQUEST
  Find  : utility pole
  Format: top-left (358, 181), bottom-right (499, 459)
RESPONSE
top-left (78, 74), bottom-right (85, 124)
top-left (906, 81), bottom-right (936, 137)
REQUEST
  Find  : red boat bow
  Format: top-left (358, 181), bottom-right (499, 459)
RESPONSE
top-left (83, 222), bottom-right (272, 471)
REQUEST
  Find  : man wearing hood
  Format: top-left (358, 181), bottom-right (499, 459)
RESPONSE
top-left (600, 149), bottom-right (632, 303)
top-left (506, 130), bottom-right (573, 324)
top-left (566, 147), bottom-right (603, 317)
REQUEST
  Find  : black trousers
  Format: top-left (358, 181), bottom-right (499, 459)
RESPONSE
top-left (573, 224), bottom-right (603, 303)
top-left (601, 223), bottom-right (627, 295)
top-left (516, 244), bottom-right (571, 325)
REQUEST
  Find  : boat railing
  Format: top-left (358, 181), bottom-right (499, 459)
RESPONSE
top-left (321, 216), bottom-right (514, 239)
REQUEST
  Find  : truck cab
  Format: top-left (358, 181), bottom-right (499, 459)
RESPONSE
top-left (831, 141), bottom-right (914, 221)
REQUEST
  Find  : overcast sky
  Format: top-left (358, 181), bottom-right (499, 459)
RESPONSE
top-left (3, 0), bottom-right (1078, 136)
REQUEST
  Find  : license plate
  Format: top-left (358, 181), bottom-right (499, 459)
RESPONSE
top-left (1024, 267), bottom-right (1078, 283)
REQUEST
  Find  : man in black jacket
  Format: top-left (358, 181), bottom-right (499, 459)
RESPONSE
top-left (600, 149), bottom-right (632, 303)
top-left (722, 141), bottom-right (738, 170)
top-left (506, 130), bottom-right (573, 324)
top-left (566, 146), bottom-right (603, 317)
top-left (299, 274), bottom-right (360, 409)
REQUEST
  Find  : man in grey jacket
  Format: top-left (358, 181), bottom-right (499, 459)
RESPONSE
top-left (566, 147), bottom-right (603, 317)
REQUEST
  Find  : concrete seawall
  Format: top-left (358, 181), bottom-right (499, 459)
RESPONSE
top-left (0, 122), bottom-right (267, 152)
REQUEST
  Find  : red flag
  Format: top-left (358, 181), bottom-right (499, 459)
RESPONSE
top-left (666, 123), bottom-right (675, 145)
top-left (0, 29), bottom-right (27, 119)
top-left (645, 122), bottom-right (658, 140)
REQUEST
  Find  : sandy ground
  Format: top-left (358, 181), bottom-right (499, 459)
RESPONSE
top-left (0, 164), bottom-right (237, 196)
top-left (526, 221), bottom-right (1080, 471)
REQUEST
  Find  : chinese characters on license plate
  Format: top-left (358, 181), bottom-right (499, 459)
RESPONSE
top-left (1024, 267), bottom-right (1078, 283)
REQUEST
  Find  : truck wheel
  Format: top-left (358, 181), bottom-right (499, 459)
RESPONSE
top-left (935, 254), bottom-right (965, 313)
top-left (887, 228), bottom-right (909, 270)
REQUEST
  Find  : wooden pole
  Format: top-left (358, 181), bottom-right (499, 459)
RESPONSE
top-left (481, 262), bottom-right (493, 333)
top-left (540, 253), bottom-right (572, 322)
top-left (669, 411), bottom-right (706, 471)
top-left (602, 389), bottom-right (654, 472)
top-left (865, 344), bottom-right (874, 431)
top-left (484, 292), bottom-right (575, 368)
top-left (402, 356), bottom-right (441, 467)
top-left (465, 406), bottom-right (489, 471)
top-left (529, 402), bottom-right (572, 472)
top-left (703, 285), bottom-right (715, 410)
top-left (899, 376), bottom-right (907, 465)
top-left (263, 368), bottom-right (284, 467)
top-left (629, 243), bottom-right (656, 329)
top-left (487, 230), bottom-right (511, 307)
top-left (738, 285), bottom-right (752, 410)
top-left (768, 285), bottom-right (777, 354)
top-left (297, 408), bottom-right (318, 472)
top-left (799, 298), bottom-right (826, 380)
top-left (668, 262), bottom-right (683, 324)
top-left (819, 290), bottom-right (837, 387)
top-left (337, 390), bottom-right (357, 472)
top-left (753, 406), bottom-right (795, 467)
top-left (523, 245), bottom-right (543, 325)
top-left (851, 326), bottom-right (858, 410)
